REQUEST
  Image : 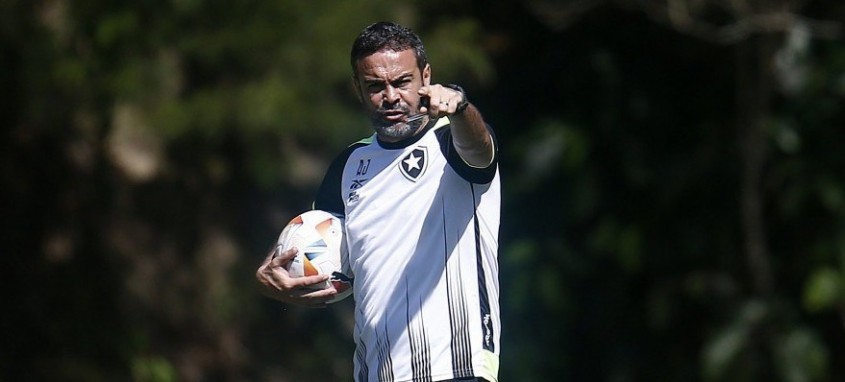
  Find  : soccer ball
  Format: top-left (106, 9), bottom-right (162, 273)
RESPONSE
top-left (275, 210), bottom-right (353, 303)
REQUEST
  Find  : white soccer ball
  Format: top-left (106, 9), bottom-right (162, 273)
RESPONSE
top-left (275, 210), bottom-right (353, 303)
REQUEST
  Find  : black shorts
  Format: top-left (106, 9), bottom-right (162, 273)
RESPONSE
top-left (438, 378), bottom-right (489, 382)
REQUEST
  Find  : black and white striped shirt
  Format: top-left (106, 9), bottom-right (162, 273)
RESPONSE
top-left (315, 117), bottom-right (501, 382)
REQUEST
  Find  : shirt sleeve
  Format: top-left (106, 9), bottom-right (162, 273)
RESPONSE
top-left (435, 123), bottom-right (499, 184)
top-left (313, 143), bottom-right (365, 217)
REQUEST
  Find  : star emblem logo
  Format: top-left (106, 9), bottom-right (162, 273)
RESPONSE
top-left (404, 153), bottom-right (422, 171)
top-left (399, 146), bottom-right (428, 181)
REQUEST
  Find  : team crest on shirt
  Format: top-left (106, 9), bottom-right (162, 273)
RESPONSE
top-left (399, 146), bottom-right (428, 182)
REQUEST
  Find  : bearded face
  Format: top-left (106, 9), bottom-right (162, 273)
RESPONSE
top-left (353, 49), bottom-right (431, 142)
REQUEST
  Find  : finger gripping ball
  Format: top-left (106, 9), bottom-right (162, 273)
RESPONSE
top-left (276, 210), bottom-right (353, 303)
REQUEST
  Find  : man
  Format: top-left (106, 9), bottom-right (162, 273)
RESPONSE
top-left (256, 21), bottom-right (501, 382)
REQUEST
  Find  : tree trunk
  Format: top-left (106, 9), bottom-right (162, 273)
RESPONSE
top-left (736, 33), bottom-right (777, 296)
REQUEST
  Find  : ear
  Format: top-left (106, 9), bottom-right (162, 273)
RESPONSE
top-left (422, 64), bottom-right (431, 86)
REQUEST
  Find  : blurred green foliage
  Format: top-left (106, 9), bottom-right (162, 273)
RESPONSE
top-left (2, 0), bottom-right (844, 381)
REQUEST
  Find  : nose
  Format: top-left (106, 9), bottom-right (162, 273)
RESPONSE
top-left (382, 85), bottom-right (400, 106)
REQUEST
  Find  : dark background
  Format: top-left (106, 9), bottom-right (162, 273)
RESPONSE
top-left (3, 0), bottom-right (844, 381)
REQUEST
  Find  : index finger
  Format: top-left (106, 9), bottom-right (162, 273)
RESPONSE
top-left (419, 86), bottom-right (440, 103)
top-left (293, 285), bottom-right (339, 307)
top-left (286, 273), bottom-right (331, 289)
top-left (417, 87), bottom-right (435, 114)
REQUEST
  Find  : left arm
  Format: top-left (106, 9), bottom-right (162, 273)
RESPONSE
top-left (418, 84), bottom-right (494, 168)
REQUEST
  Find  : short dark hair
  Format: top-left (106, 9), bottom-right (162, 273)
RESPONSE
top-left (350, 22), bottom-right (427, 76)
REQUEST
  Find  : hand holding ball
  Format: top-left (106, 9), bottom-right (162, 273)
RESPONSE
top-left (275, 210), bottom-right (353, 304)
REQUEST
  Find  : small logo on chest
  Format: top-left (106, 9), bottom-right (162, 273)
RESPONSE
top-left (399, 146), bottom-right (428, 182)
top-left (348, 159), bottom-right (371, 203)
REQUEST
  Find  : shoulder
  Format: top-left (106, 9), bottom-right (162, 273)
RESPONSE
top-left (314, 135), bottom-right (375, 215)
top-left (324, 135), bottom-right (377, 172)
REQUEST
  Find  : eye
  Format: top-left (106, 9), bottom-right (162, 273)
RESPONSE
top-left (393, 78), bottom-right (412, 89)
top-left (366, 83), bottom-right (385, 93)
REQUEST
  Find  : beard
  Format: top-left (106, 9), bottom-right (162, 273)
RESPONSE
top-left (369, 105), bottom-right (426, 141)
top-left (372, 120), bottom-right (420, 140)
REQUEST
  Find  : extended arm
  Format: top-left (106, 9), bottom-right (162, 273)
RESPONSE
top-left (418, 84), bottom-right (494, 168)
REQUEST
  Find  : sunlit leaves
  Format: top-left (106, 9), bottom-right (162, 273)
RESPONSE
top-left (774, 328), bottom-right (829, 382)
top-left (702, 300), bottom-right (768, 381)
top-left (803, 267), bottom-right (844, 313)
top-left (704, 301), bottom-right (831, 382)
top-left (131, 356), bottom-right (176, 382)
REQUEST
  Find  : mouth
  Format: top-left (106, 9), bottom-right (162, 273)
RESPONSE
top-left (381, 111), bottom-right (407, 122)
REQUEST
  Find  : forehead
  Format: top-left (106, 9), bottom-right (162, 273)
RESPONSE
top-left (355, 49), bottom-right (419, 79)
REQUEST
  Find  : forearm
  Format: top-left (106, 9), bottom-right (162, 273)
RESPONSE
top-left (450, 103), bottom-right (494, 168)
